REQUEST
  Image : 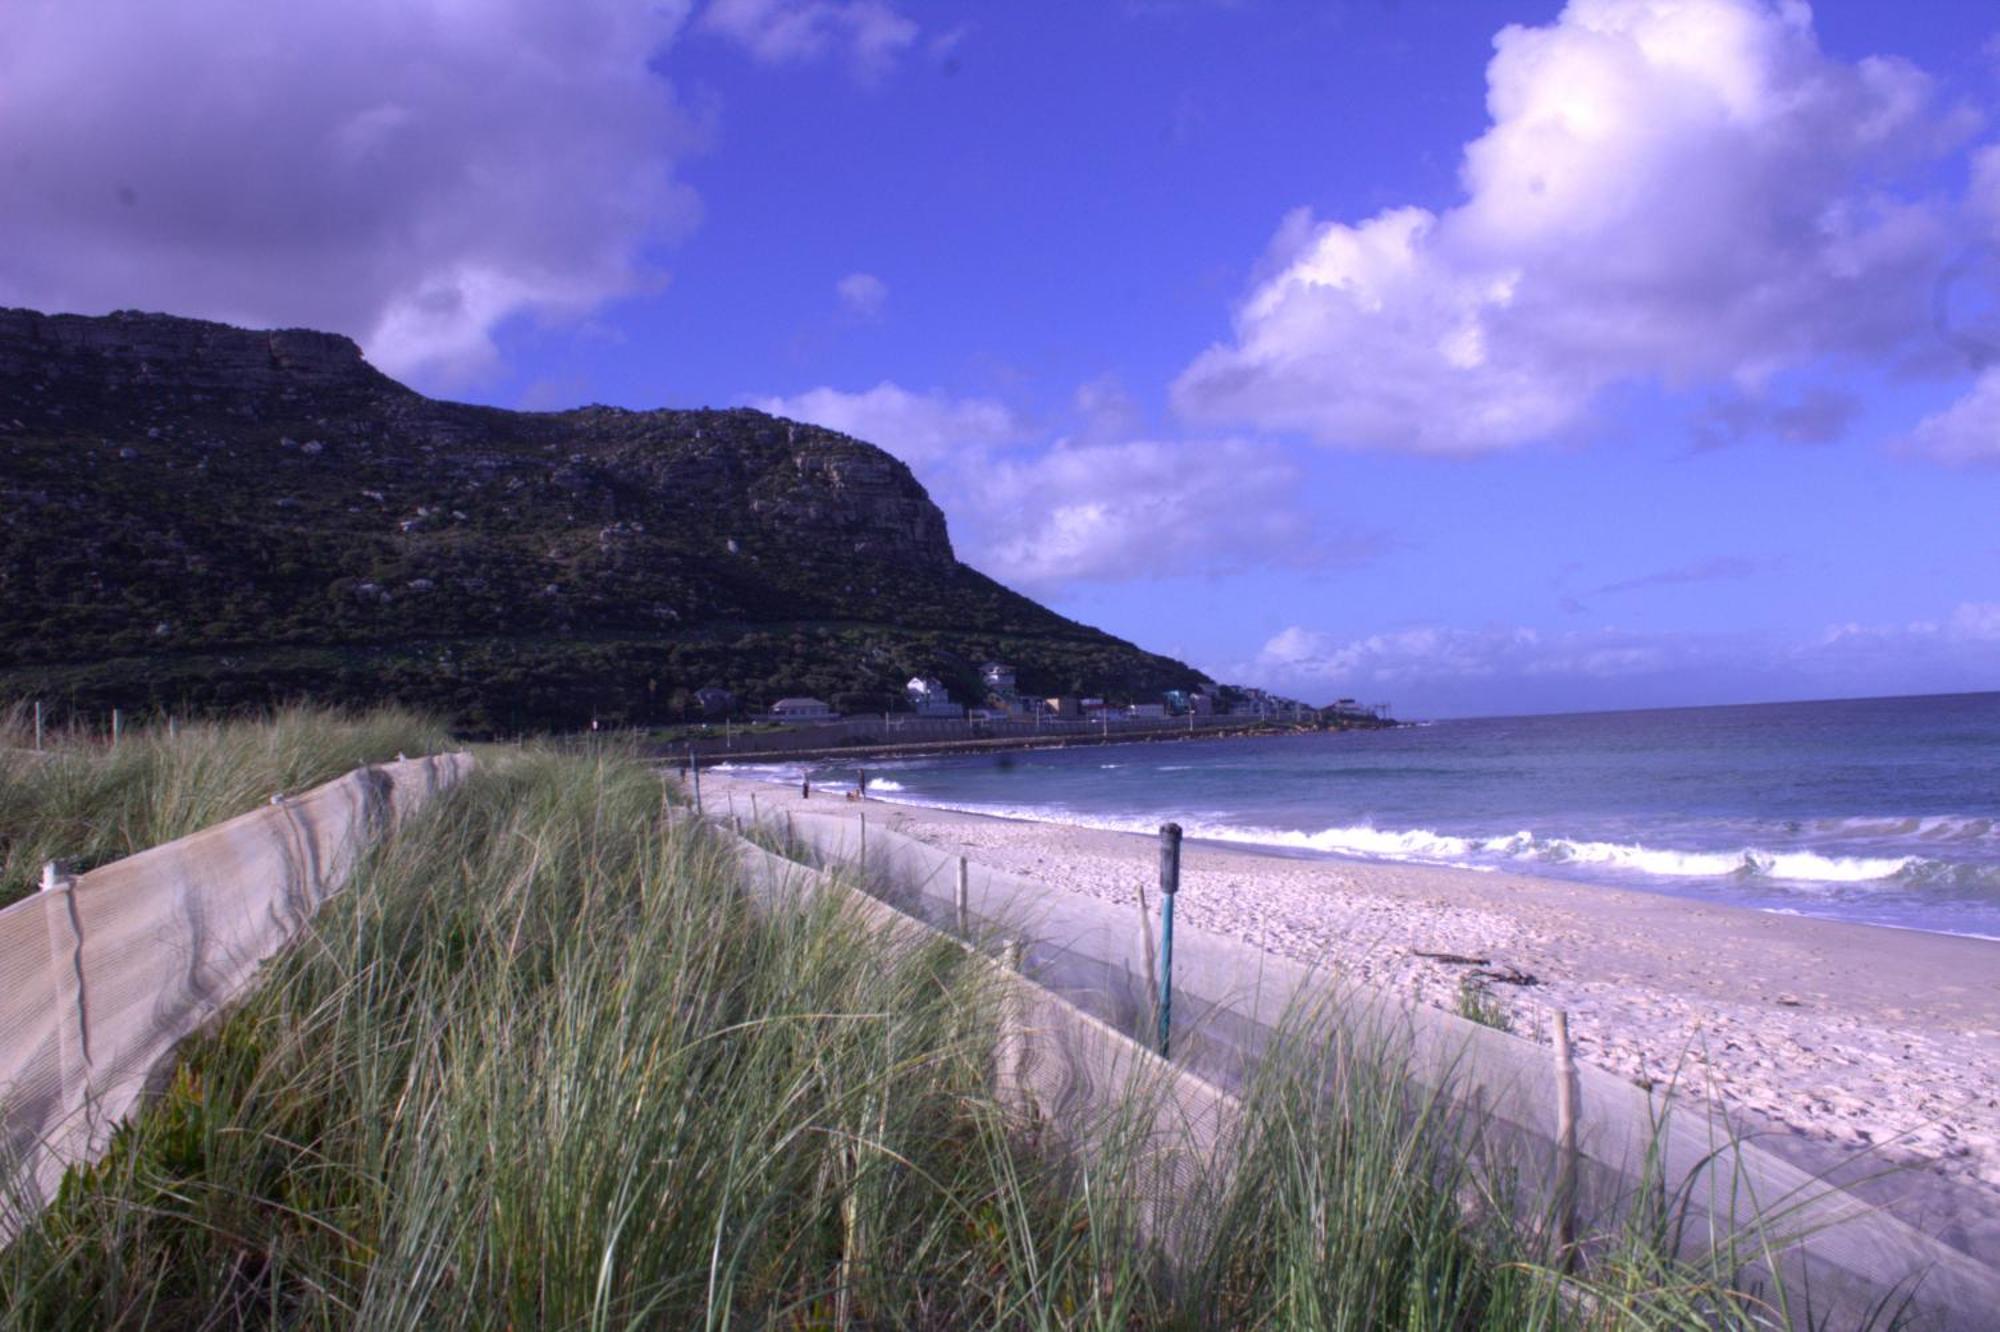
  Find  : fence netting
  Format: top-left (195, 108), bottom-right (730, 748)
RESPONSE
top-left (736, 799), bottom-right (2000, 1330)
top-left (0, 753), bottom-right (473, 1240)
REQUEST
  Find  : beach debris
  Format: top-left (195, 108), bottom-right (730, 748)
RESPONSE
top-left (1411, 949), bottom-right (1537, 987)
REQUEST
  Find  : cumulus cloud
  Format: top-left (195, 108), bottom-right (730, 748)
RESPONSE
top-left (751, 381), bottom-right (1377, 588)
top-left (1949, 601), bottom-right (2000, 640)
top-left (974, 439), bottom-right (1380, 586)
top-left (751, 381), bottom-right (1023, 465)
top-left (834, 271), bottom-right (889, 319)
top-left (1257, 623), bottom-right (1682, 686)
top-left (699, 0), bottom-right (917, 80)
top-left (1903, 368), bottom-right (2000, 464)
top-left (0, 0), bottom-right (700, 387)
top-left (1173, 0), bottom-right (1969, 454)
top-left (1819, 601), bottom-right (2000, 647)
top-left (1072, 375), bottom-right (1145, 440)
top-left (1246, 602), bottom-right (2000, 715)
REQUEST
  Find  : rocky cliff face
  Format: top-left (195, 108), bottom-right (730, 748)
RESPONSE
top-left (0, 308), bottom-right (1201, 729)
top-left (0, 307), bottom-right (378, 391)
top-left (0, 307), bottom-right (954, 569)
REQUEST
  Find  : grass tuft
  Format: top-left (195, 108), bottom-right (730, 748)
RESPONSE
top-left (0, 702), bottom-right (447, 909)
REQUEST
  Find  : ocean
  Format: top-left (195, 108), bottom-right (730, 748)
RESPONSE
top-left (721, 691), bottom-right (2000, 941)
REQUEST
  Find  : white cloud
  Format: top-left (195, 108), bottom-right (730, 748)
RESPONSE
top-left (1903, 368), bottom-right (2000, 464)
top-left (975, 438), bottom-right (1378, 586)
top-left (750, 381), bottom-right (1022, 465)
top-left (1949, 601), bottom-right (2000, 641)
top-left (0, 0), bottom-right (702, 388)
top-left (1257, 623), bottom-right (1620, 685)
top-left (751, 382), bottom-right (1378, 588)
top-left (835, 271), bottom-right (889, 319)
top-left (1072, 374), bottom-right (1144, 439)
top-left (1247, 619), bottom-right (1732, 716)
top-left (1173, 0), bottom-right (1968, 453)
top-left (1827, 601), bottom-right (2000, 644)
top-left (1247, 603), bottom-right (2000, 714)
top-left (699, 0), bottom-right (917, 80)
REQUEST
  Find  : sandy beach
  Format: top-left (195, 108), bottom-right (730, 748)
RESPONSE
top-left (704, 770), bottom-right (2000, 1201)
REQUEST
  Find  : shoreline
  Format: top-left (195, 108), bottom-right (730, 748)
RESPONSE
top-left (715, 766), bottom-right (2000, 946)
top-left (659, 717), bottom-right (1382, 767)
top-left (702, 768), bottom-right (2000, 1204)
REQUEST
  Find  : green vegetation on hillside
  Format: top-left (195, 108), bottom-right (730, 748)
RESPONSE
top-left (2, 721), bottom-right (1847, 1328)
top-left (0, 309), bottom-right (1206, 731)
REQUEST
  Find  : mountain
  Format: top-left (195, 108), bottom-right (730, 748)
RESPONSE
top-left (0, 308), bottom-right (1205, 732)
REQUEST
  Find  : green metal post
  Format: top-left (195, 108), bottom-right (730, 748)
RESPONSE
top-left (1157, 822), bottom-right (1182, 1058)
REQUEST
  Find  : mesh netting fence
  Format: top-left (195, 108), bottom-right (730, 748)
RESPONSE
top-left (729, 796), bottom-right (2000, 1330)
top-left (0, 753), bottom-right (473, 1240)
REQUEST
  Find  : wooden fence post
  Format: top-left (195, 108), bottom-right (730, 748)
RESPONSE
top-left (34, 700), bottom-right (43, 752)
top-left (996, 939), bottom-right (1027, 1118)
top-left (111, 708), bottom-right (121, 749)
top-left (40, 860), bottom-right (95, 1147)
top-left (955, 856), bottom-right (969, 934)
top-left (1552, 1008), bottom-right (1580, 1265)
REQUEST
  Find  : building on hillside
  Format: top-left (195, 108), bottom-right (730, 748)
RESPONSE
top-left (980, 661), bottom-right (1018, 694)
top-left (1127, 703), bottom-right (1167, 720)
top-left (904, 676), bottom-right (964, 717)
top-left (769, 697), bottom-right (836, 722)
top-left (694, 687), bottom-right (735, 717)
top-left (1188, 691), bottom-right (1215, 717)
top-left (1163, 690), bottom-right (1190, 715)
top-left (1044, 696), bottom-right (1081, 718)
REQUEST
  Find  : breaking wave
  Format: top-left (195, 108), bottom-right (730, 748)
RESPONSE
top-left (1172, 823), bottom-right (1932, 886)
top-left (835, 790), bottom-right (1972, 890)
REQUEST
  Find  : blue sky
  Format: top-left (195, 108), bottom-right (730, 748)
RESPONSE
top-left (4, 0), bottom-right (1999, 716)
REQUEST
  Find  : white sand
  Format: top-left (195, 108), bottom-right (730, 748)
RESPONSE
top-left (704, 771), bottom-right (2000, 1196)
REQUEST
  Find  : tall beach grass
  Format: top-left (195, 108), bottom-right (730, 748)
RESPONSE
top-left (1, 726), bottom-right (1901, 1328)
top-left (0, 703), bottom-right (449, 909)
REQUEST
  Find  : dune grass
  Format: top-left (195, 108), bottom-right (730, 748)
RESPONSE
top-left (0, 703), bottom-right (450, 909)
top-left (1, 726), bottom-right (1899, 1328)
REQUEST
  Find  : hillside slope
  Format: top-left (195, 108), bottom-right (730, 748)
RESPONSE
top-left (0, 308), bottom-right (1204, 730)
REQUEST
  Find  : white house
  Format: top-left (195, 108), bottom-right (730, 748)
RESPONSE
top-left (906, 676), bottom-right (963, 718)
top-left (980, 661), bottom-right (1018, 694)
